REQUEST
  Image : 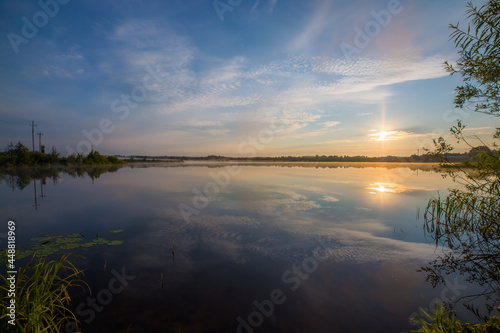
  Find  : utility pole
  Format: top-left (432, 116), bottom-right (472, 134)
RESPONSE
top-left (37, 132), bottom-right (43, 152)
top-left (29, 121), bottom-right (37, 152)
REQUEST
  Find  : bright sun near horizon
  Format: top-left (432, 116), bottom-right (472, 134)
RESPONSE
top-left (0, 0), bottom-right (495, 157)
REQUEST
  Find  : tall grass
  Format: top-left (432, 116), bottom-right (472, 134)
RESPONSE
top-left (411, 301), bottom-right (500, 333)
top-left (0, 253), bottom-right (88, 333)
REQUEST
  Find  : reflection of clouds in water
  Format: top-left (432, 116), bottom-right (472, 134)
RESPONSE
top-left (178, 214), bottom-right (315, 264)
top-left (218, 188), bottom-right (321, 215)
top-left (258, 197), bottom-right (321, 214)
top-left (141, 208), bottom-right (440, 269)
top-left (275, 189), bottom-right (307, 200)
top-left (367, 182), bottom-right (407, 194)
top-left (285, 184), bottom-right (328, 193)
top-left (316, 229), bottom-right (437, 264)
top-left (314, 178), bottom-right (356, 184)
top-left (366, 182), bottom-right (442, 195)
top-left (321, 195), bottom-right (340, 202)
top-left (285, 183), bottom-right (343, 199)
top-left (335, 218), bottom-right (392, 233)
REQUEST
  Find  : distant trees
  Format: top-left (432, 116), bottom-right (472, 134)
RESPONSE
top-left (0, 142), bottom-right (125, 167)
top-left (14, 142), bottom-right (31, 166)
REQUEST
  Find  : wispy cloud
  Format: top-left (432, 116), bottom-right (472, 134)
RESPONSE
top-left (85, 19), bottom-right (449, 130)
top-left (151, 54), bottom-right (448, 117)
top-left (324, 121), bottom-right (341, 127)
top-left (316, 139), bottom-right (360, 145)
top-left (368, 130), bottom-right (442, 142)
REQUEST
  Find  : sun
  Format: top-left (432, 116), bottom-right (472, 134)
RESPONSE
top-left (370, 130), bottom-right (393, 141)
top-left (377, 131), bottom-right (389, 140)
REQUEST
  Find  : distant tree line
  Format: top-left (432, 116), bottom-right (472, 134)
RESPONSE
top-left (159, 150), bottom-right (489, 163)
top-left (5, 141), bottom-right (495, 167)
top-left (0, 142), bottom-right (126, 167)
top-left (233, 154), bottom-right (442, 162)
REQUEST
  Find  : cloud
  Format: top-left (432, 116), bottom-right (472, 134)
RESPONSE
top-left (289, 129), bottom-right (329, 139)
top-left (91, 19), bottom-right (448, 125)
top-left (171, 120), bottom-right (223, 128)
top-left (108, 19), bottom-right (195, 68)
top-left (368, 130), bottom-right (442, 142)
top-left (98, 20), bottom-right (449, 117)
top-left (287, 0), bottom-right (339, 52)
top-left (369, 130), bottom-right (409, 141)
top-left (463, 127), bottom-right (494, 131)
top-left (250, 0), bottom-right (279, 14)
top-left (149, 53), bottom-right (449, 129)
top-left (39, 51), bottom-right (86, 79)
top-left (201, 56), bottom-right (247, 87)
top-left (192, 121), bottom-right (221, 127)
top-left (267, 0), bottom-right (278, 14)
top-left (316, 139), bottom-right (359, 145)
top-left (462, 126), bottom-right (496, 135)
top-left (324, 121), bottom-right (341, 127)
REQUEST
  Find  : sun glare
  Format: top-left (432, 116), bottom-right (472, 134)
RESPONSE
top-left (369, 130), bottom-right (404, 141)
top-left (374, 184), bottom-right (389, 192)
top-left (372, 130), bottom-right (393, 141)
top-left (377, 131), bottom-right (389, 140)
top-left (367, 182), bottom-right (406, 194)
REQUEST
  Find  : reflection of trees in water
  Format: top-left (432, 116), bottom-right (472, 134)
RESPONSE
top-left (131, 161), bottom-right (441, 172)
top-left (421, 224), bottom-right (499, 319)
top-left (422, 167), bottom-right (500, 320)
top-left (64, 165), bottom-right (121, 182)
top-left (0, 170), bottom-right (59, 191)
top-left (0, 165), bottom-right (124, 191)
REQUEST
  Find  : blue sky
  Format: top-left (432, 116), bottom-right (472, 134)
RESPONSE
top-left (0, 0), bottom-right (495, 156)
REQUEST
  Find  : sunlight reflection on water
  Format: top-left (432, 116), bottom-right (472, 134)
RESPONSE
top-left (367, 182), bottom-right (407, 194)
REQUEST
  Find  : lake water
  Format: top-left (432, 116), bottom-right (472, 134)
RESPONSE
top-left (1, 163), bottom-right (475, 333)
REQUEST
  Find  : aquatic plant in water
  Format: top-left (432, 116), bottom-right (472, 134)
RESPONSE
top-left (0, 230), bottom-right (124, 332)
top-left (0, 254), bottom-right (88, 333)
top-left (0, 231), bottom-right (124, 263)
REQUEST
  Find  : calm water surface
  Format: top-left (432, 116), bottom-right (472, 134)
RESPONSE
top-left (2, 163), bottom-right (470, 333)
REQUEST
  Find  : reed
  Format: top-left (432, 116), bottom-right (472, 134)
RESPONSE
top-left (0, 253), bottom-right (88, 333)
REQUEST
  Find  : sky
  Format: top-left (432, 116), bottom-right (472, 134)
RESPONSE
top-left (0, 0), bottom-right (496, 157)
